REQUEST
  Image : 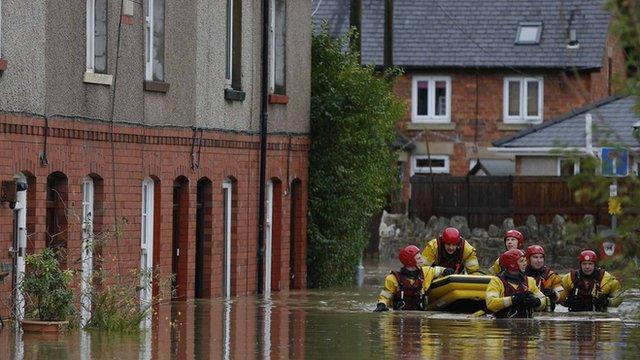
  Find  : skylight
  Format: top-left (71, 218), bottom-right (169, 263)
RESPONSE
top-left (515, 22), bottom-right (543, 44)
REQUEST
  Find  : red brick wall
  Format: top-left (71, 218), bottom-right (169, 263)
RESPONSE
top-left (0, 113), bottom-right (309, 318)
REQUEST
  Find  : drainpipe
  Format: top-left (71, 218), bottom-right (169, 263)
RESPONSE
top-left (585, 113), bottom-right (593, 156)
top-left (257, 0), bottom-right (270, 294)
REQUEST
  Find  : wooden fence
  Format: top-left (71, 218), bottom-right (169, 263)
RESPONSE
top-left (409, 175), bottom-right (610, 229)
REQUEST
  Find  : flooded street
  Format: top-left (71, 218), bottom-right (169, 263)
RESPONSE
top-left (2, 262), bottom-right (639, 359)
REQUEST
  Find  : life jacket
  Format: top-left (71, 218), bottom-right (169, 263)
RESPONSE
top-left (391, 269), bottom-right (425, 311)
top-left (526, 266), bottom-right (553, 291)
top-left (494, 273), bottom-right (532, 319)
top-left (567, 269), bottom-right (605, 312)
top-left (437, 239), bottom-right (465, 273)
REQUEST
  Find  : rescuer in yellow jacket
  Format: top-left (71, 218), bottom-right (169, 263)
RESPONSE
top-left (488, 229), bottom-right (525, 275)
top-left (561, 250), bottom-right (622, 312)
top-left (421, 227), bottom-right (480, 275)
top-left (524, 245), bottom-right (564, 311)
top-left (375, 245), bottom-right (445, 311)
top-left (485, 249), bottom-right (547, 318)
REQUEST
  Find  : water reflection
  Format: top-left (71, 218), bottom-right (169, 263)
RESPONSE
top-left (0, 285), bottom-right (639, 359)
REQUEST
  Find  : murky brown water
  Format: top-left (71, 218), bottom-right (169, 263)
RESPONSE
top-left (1, 263), bottom-right (639, 359)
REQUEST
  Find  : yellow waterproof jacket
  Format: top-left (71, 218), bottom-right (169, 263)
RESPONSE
top-left (488, 258), bottom-right (501, 275)
top-left (561, 270), bottom-right (622, 307)
top-left (378, 266), bottom-right (443, 308)
top-left (485, 275), bottom-right (547, 313)
top-left (539, 269), bottom-right (565, 303)
top-left (421, 239), bottom-right (480, 274)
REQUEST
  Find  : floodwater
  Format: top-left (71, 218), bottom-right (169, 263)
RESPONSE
top-left (1, 263), bottom-right (640, 359)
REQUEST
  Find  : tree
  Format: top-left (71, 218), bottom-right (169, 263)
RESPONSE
top-left (308, 27), bottom-right (405, 287)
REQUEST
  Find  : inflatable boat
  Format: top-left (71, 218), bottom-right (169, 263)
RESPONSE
top-left (426, 274), bottom-right (494, 312)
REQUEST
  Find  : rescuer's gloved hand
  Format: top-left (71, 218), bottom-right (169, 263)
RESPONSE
top-left (563, 297), bottom-right (580, 309)
top-left (541, 288), bottom-right (557, 302)
top-left (374, 302), bottom-right (389, 312)
top-left (523, 295), bottom-right (541, 309)
top-left (442, 268), bottom-right (455, 276)
top-left (593, 295), bottom-right (609, 310)
top-left (511, 292), bottom-right (528, 306)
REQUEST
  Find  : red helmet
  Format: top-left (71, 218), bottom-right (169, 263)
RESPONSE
top-left (578, 250), bottom-right (597, 263)
top-left (504, 229), bottom-right (525, 249)
top-left (441, 227), bottom-right (461, 245)
top-left (525, 245), bottom-right (545, 260)
top-left (499, 249), bottom-right (524, 272)
top-left (399, 245), bottom-right (421, 267)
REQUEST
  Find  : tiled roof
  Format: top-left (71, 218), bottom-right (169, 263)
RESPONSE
top-left (493, 96), bottom-right (639, 148)
top-left (314, 0), bottom-right (611, 69)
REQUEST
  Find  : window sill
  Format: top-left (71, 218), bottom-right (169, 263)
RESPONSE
top-left (83, 72), bottom-right (113, 86)
top-left (0, 58), bottom-right (7, 72)
top-left (144, 80), bottom-right (170, 93)
top-left (269, 93), bottom-right (289, 105)
top-left (406, 122), bottom-right (455, 131)
top-left (499, 120), bottom-right (542, 130)
top-left (225, 88), bottom-right (246, 102)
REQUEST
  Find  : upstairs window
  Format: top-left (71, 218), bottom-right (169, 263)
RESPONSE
top-left (0, 0), bottom-right (3, 59)
top-left (269, 0), bottom-right (286, 94)
top-left (515, 22), bottom-right (542, 44)
top-left (145, 0), bottom-right (165, 81)
top-left (86, 0), bottom-right (108, 74)
top-left (503, 77), bottom-right (543, 123)
top-left (226, 0), bottom-right (242, 90)
top-left (411, 76), bottom-right (451, 123)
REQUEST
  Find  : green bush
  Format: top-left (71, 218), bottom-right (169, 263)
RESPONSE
top-left (21, 248), bottom-right (75, 321)
top-left (308, 26), bottom-right (405, 287)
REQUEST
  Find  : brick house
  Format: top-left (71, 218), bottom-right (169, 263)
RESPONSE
top-left (314, 0), bottom-right (627, 207)
top-left (0, 0), bottom-right (310, 321)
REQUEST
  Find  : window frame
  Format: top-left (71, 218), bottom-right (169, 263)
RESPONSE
top-left (269, 0), bottom-right (286, 94)
top-left (515, 22), bottom-right (543, 45)
top-left (145, 0), bottom-right (165, 82)
top-left (411, 155), bottom-right (450, 175)
top-left (557, 158), bottom-right (580, 176)
top-left (0, 0), bottom-right (3, 58)
top-left (86, 0), bottom-right (108, 74)
top-left (503, 77), bottom-right (544, 124)
top-left (411, 76), bottom-right (452, 123)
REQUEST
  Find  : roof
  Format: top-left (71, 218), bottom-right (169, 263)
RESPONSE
top-left (493, 96), bottom-right (640, 148)
top-left (314, 0), bottom-right (611, 69)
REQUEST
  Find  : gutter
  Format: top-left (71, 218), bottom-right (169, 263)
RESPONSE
top-left (488, 146), bottom-right (640, 156)
top-left (257, 0), bottom-right (269, 294)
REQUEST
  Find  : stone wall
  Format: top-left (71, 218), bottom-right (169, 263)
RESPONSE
top-left (378, 212), bottom-right (598, 271)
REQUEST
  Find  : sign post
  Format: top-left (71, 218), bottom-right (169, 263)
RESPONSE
top-left (601, 148), bottom-right (628, 231)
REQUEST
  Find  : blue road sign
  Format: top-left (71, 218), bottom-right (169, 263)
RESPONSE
top-left (601, 148), bottom-right (629, 177)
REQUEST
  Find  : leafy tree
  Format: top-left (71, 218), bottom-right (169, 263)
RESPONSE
top-left (308, 26), bottom-right (405, 287)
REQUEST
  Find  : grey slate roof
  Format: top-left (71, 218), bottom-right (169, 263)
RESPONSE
top-left (493, 96), bottom-right (640, 148)
top-left (314, 0), bottom-right (611, 69)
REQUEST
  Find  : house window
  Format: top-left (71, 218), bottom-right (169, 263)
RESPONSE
top-left (558, 158), bottom-right (579, 176)
top-left (145, 0), bottom-right (165, 81)
top-left (503, 77), bottom-right (543, 123)
top-left (86, 0), bottom-right (108, 74)
top-left (269, 0), bottom-right (286, 94)
top-left (411, 155), bottom-right (450, 174)
top-left (226, 0), bottom-right (242, 89)
top-left (515, 22), bottom-right (543, 44)
top-left (411, 76), bottom-right (451, 123)
top-left (0, 0), bottom-right (3, 58)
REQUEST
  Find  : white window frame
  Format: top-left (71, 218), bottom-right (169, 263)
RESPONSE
top-left (557, 158), bottom-right (580, 176)
top-left (86, 0), bottom-right (96, 72)
top-left (80, 177), bottom-right (94, 328)
top-left (223, 180), bottom-right (233, 299)
top-left (411, 76), bottom-right (452, 123)
top-left (264, 180), bottom-right (273, 297)
top-left (269, 0), bottom-right (286, 94)
top-left (515, 23), bottom-right (543, 45)
top-left (411, 155), bottom-right (450, 175)
top-left (140, 178), bottom-right (155, 330)
top-left (503, 77), bottom-right (544, 124)
top-left (144, 0), bottom-right (164, 81)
